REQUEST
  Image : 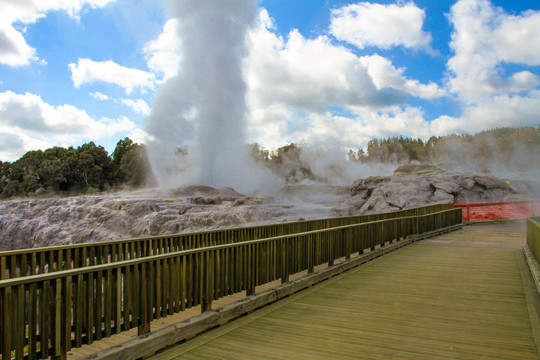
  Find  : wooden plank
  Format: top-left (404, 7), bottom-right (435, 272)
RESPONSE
top-left (115, 268), bottom-right (122, 334)
top-left (137, 262), bottom-right (150, 335)
top-left (15, 284), bottom-right (24, 359)
top-left (166, 258), bottom-right (173, 316)
top-left (133, 263), bottom-right (140, 334)
top-left (10, 254), bottom-right (16, 279)
top-left (104, 269), bottom-right (112, 338)
top-left (28, 281), bottom-right (37, 357)
top-left (172, 258), bottom-right (179, 313)
top-left (40, 280), bottom-right (50, 359)
top-left (163, 259), bottom-right (169, 317)
top-left (75, 274), bottom-right (84, 347)
top-left (54, 278), bottom-right (62, 358)
top-left (1, 287), bottom-right (11, 360)
top-left (86, 272), bottom-right (94, 345)
top-left (148, 260), bottom-right (155, 322)
top-left (95, 270), bottom-right (103, 341)
top-left (155, 259), bottom-right (161, 319)
top-left (123, 267), bottom-right (131, 331)
top-left (0, 255), bottom-right (5, 280)
top-left (20, 252), bottom-right (27, 278)
top-left (62, 276), bottom-right (72, 357)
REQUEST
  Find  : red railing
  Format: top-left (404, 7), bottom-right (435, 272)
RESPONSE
top-left (455, 201), bottom-right (540, 222)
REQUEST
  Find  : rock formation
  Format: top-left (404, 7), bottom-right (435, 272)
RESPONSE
top-left (331, 165), bottom-right (540, 216)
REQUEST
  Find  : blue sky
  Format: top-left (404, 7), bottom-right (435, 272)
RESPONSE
top-left (1, 0), bottom-right (540, 162)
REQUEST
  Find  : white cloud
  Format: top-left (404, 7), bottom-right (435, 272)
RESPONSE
top-left (143, 19), bottom-right (182, 82)
top-left (89, 91), bottom-right (109, 101)
top-left (69, 58), bottom-right (155, 94)
top-left (329, 2), bottom-right (432, 50)
top-left (244, 9), bottom-right (444, 150)
top-left (121, 98), bottom-right (151, 116)
top-left (0, 0), bottom-right (115, 67)
top-left (0, 131), bottom-right (26, 158)
top-left (246, 10), bottom-right (442, 111)
top-left (448, 0), bottom-right (540, 101)
top-left (0, 22), bottom-right (39, 67)
top-left (358, 55), bottom-right (445, 99)
top-left (435, 0), bottom-right (540, 141)
top-left (290, 106), bottom-right (433, 149)
top-left (431, 91), bottom-right (540, 135)
top-left (0, 90), bottom-right (135, 160)
top-left (90, 91), bottom-right (151, 116)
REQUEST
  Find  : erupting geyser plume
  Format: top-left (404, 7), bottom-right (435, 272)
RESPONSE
top-left (145, 0), bottom-right (259, 192)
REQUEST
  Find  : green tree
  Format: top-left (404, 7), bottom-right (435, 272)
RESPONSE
top-left (111, 137), bottom-right (150, 187)
top-left (75, 142), bottom-right (113, 191)
top-left (112, 137), bottom-right (134, 182)
top-left (37, 147), bottom-right (71, 192)
top-left (8, 150), bottom-right (44, 195)
top-left (0, 161), bottom-right (11, 197)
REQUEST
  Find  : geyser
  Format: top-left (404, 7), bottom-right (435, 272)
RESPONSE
top-left (145, 0), bottom-right (258, 192)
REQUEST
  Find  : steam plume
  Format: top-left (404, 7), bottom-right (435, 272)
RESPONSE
top-left (145, 0), bottom-right (258, 192)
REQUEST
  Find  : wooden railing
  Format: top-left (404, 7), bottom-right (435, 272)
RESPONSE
top-left (455, 201), bottom-right (540, 222)
top-left (0, 204), bottom-right (453, 280)
top-left (527, 217), bottom-right (540, 265)
top-left (0, 207), bottom-right (461, 360)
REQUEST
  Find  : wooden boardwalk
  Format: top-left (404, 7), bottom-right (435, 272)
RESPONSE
top-left (147, 222), bottom-right (540, 359)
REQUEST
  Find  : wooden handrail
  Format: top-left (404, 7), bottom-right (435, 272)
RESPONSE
top-left (455, 201), bottom-right (540, 222)
top-left (0, 204), bottom-right (454, 280)
top-left (0, 210), bottom-right (454, 288)
top-left (0, 207), bottom-right (461, 359)
top-left (527, 217), bottom-right (540, 266)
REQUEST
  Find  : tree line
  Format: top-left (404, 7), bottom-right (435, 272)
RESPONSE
top-left (1, 126), bottom-right (538, 198)
top-left (347, 126), bottom-right (540, 167)
top-left (251, 126), bottom-right (540, 182)
top-left (0, 138), bottom-right (153, 198)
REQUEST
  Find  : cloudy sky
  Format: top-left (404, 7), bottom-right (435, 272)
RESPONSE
top-left (1, 0), bottom-right (539, 161)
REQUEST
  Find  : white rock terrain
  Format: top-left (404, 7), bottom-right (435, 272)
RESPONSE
top-left (1, 170), bottom-right (539, 251)
top-left (0, 185), bottom-right (347, 250)
top-left (332, 168), bottom-right (540, 216)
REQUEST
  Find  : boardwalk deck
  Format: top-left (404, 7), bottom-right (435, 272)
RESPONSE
top-left (148, 222), bottom-right (540, 359)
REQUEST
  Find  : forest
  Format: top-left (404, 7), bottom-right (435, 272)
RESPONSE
top-left (0, 126), bottom-right (539, 198)
top-left (0, 138), bottom-right (152, 198)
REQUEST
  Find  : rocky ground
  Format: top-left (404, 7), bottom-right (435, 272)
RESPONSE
top-left (1, 167), bottom-right (539, 251)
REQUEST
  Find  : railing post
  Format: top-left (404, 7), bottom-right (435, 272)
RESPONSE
top-left (53, 278), bottom-right (62, 359)
top-left (201, 301), bottom-right (212, 312)
top-left (345, 228), bottom-right (351, 260)
top-left (202, 251), bottom-right (214, 311)
top-left (328, 231), bottom-right (334, 267)
top-left (358, 225), bottom-right (365, 255)
top-left (308, 234), bottom-right (316, 274)
top-left (138, 263), bottom-right (151, 335)
top-left (0, 256), bottom-right (5, 280)
top-left (281, 239), bottom-right (289, 283)
top-left (1, 286), bottom-right (12, 360)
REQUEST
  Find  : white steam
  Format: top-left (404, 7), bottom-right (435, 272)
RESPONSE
top-left (145, 0), bottom-right (265, 193)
